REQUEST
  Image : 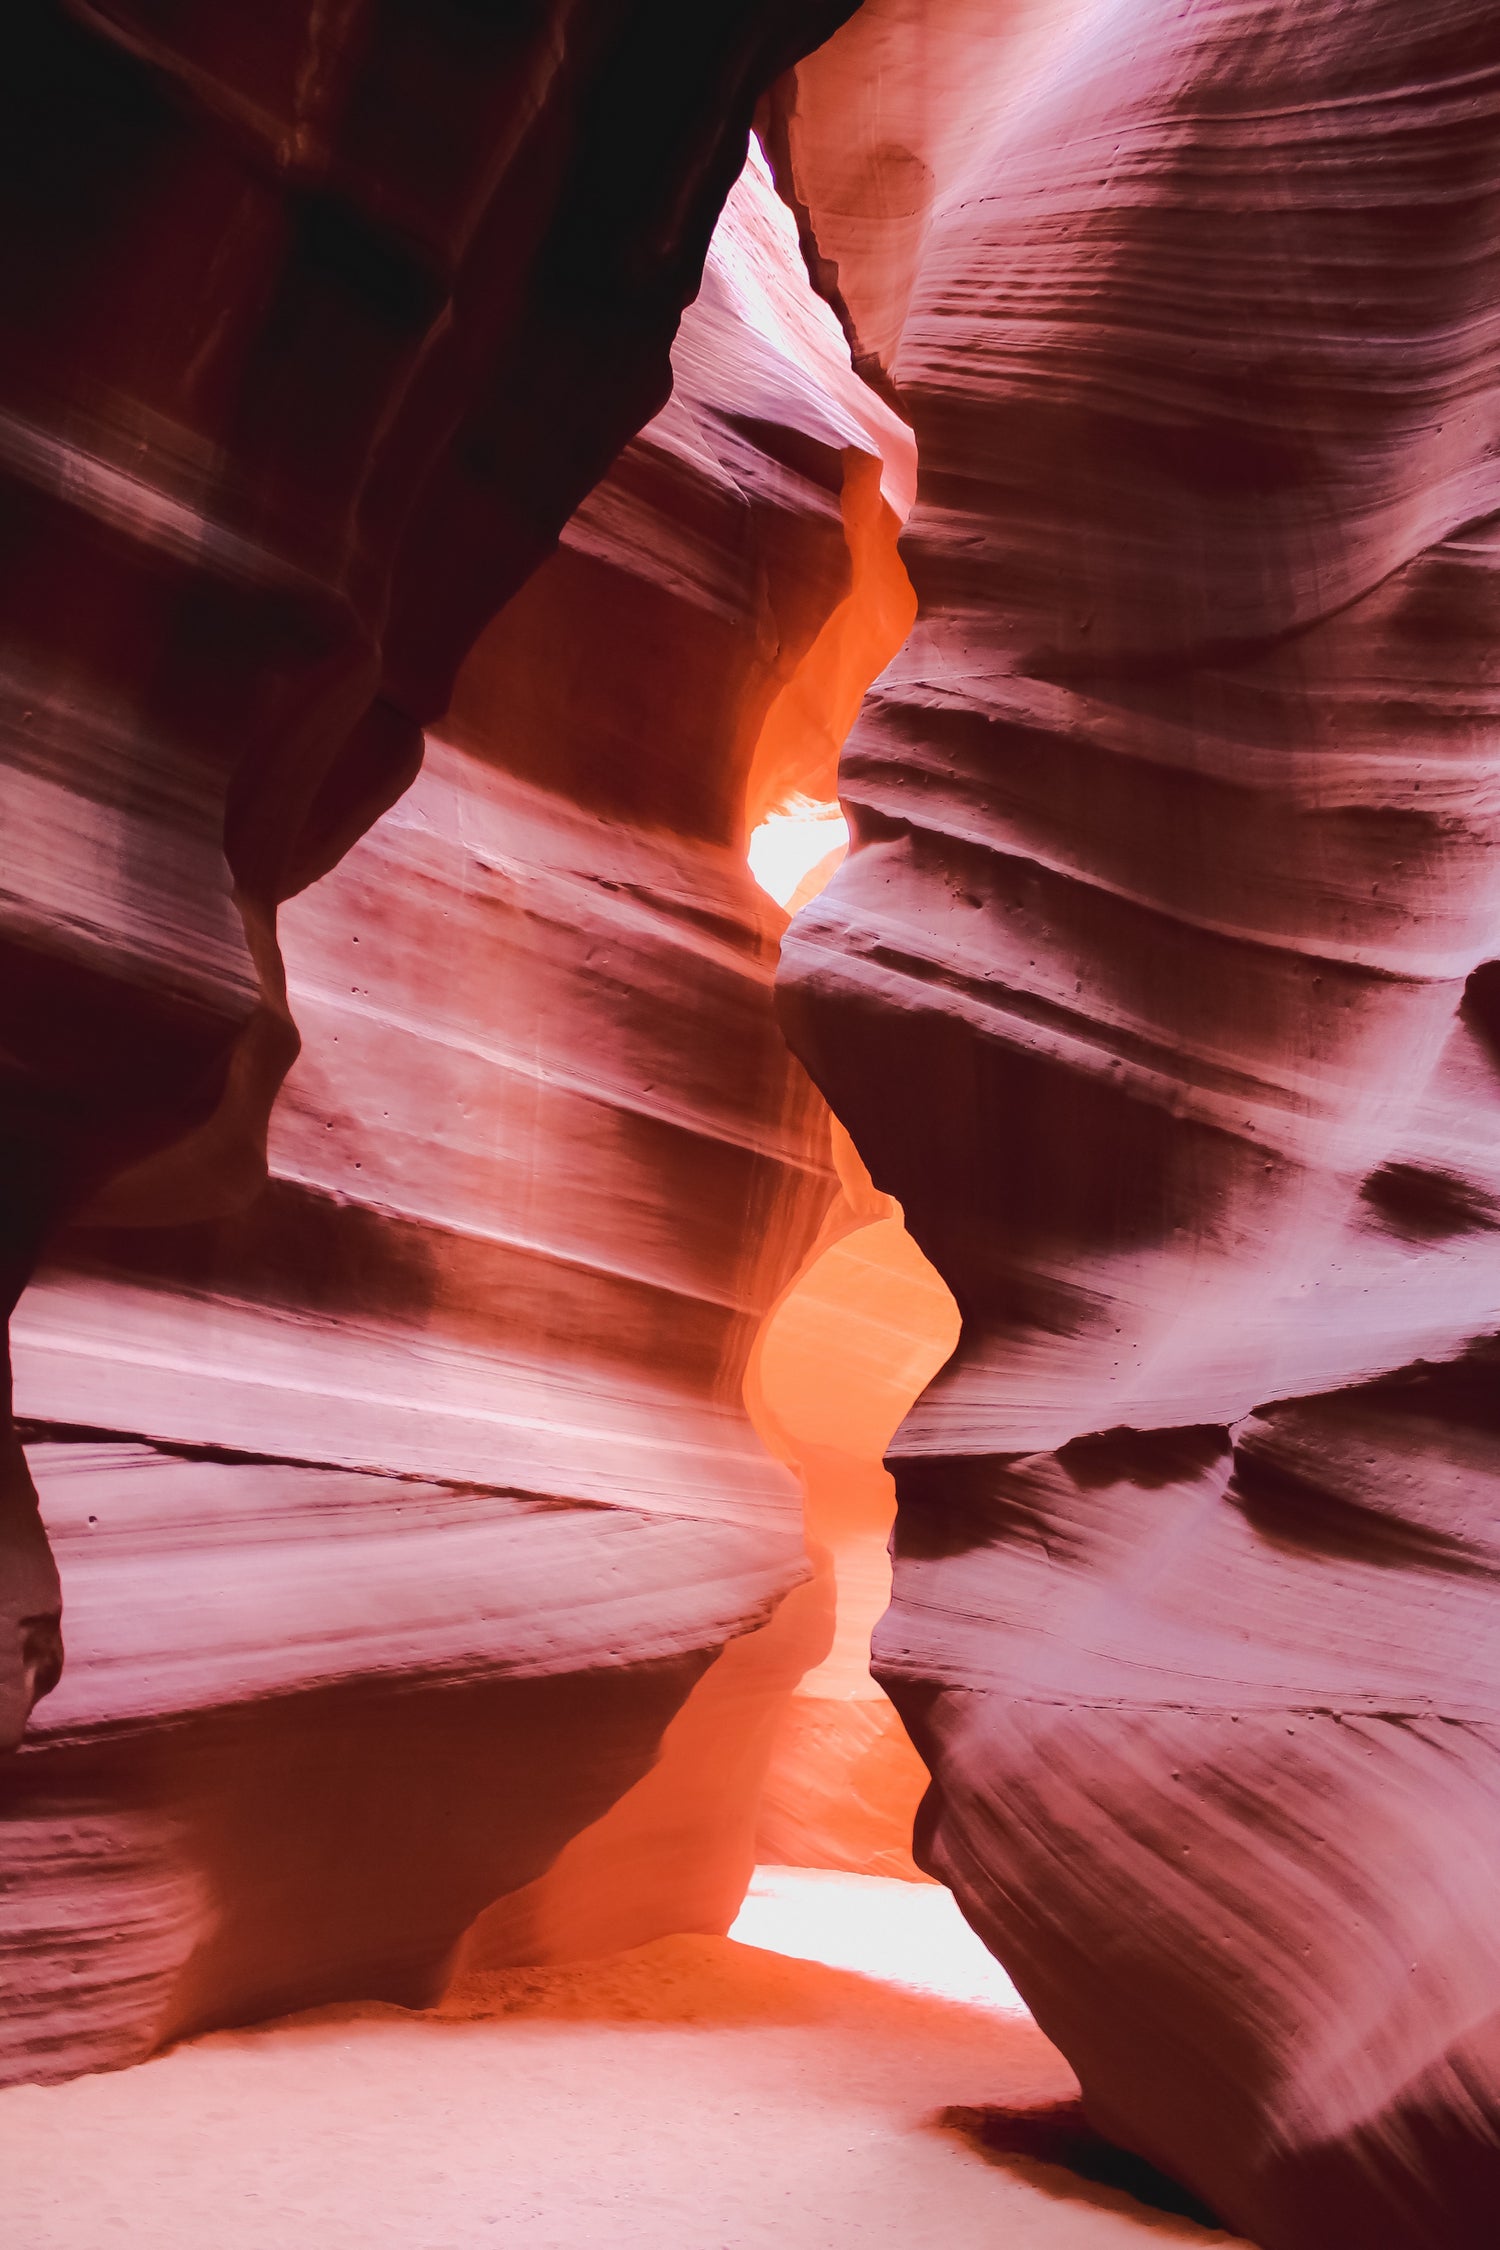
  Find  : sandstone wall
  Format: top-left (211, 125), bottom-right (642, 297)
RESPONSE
top-left (0, 19), bottom-right (914, 2079)
top-left (774, 4), bottom-right (1500, 2244)
top-left (0, 0), bottom-right (861, 1744)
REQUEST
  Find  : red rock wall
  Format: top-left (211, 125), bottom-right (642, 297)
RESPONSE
top-left (774, 4), bottom-right (1500, 2244)
top-left (0, 13), bottom-right (914, 2079)
top-left (0, 0), bottom-right (862, 1746)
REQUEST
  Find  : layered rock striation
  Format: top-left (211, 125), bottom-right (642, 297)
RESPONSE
top-left (0, 129), bottom-right (913, 2079)
top-left (749, 1120), bottom-right (957, 1880)
top-left (12, 7), bottom-right (1499, 2239)
top-left (774, 4), bottom-right (1500, 2244)
top-left (0, 0), bottom-right (863, 1746)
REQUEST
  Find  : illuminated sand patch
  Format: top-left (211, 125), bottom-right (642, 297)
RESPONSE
top-left (0, 1916), bottom-right (1246, 2248)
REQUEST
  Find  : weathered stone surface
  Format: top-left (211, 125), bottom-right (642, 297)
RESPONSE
top-left (0, 0), bottom-right (861, 1740)
top-left (774, 4), bottom-right (1500, 2243)
top-left (0, 134), bottom-right (908, 2080)
top-left (750, 1136), bottom-right (957, 1880)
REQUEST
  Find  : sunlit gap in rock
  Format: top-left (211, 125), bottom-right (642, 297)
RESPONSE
top-left (741, 712), bottom-right (967, 1988)
top-left (747, 792), bottom-right (849, 910)
top-left (730, 1866), bottom-right (1026, 2011)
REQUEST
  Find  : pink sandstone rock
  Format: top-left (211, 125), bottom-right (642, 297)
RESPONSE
top-left (773, 3), bottom-right (1500, 2243)
top-left (0, 0), bottom-right (862, 1746)
top-left (0, 97), bottom-right (905, 2077)
top-left (7, 9), bottom-right (1499, 2248)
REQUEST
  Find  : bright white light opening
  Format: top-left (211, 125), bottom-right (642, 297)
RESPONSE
top-left (747, 795), bottom-right (850, 910)
top-left (730, 1866), bottom-right (1029, 2014)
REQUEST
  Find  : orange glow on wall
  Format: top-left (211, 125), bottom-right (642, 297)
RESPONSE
top-left (745, 808), bottom-right (961, 1880)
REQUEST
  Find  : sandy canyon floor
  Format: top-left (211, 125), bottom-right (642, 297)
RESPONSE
top-left (0, 1872), bottom-right (1250, 2248)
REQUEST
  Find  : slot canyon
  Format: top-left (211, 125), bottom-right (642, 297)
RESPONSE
top-left (1, 4), bottom-right (1499, 2247)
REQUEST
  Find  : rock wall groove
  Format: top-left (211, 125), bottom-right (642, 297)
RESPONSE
top-left (0, 11), bottom-right (912, 2080)
top-left (773, 4), bottom-right (1500, 2244)
top-left (0, 0), bottom-right (861, 1745)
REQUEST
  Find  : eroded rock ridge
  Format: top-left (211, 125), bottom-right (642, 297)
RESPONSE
top-left (774, 4), bottom-right (1500, 2245)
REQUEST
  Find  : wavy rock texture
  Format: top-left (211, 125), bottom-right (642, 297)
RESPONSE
top-left (0, 137), bottom-right (917, 2082)
top-left (774, 3), bottom-right (1500, 2244)
top-left (749, 1121), bottom-right (958, 1880)
top-left (0, 0), bottom-right (864, 1746)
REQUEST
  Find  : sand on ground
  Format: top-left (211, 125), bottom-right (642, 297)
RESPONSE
top-left (0, 1870), bottom-right (1250, 2249)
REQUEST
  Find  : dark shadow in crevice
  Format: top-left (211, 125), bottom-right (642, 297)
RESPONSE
top-left (938, 2099), bottom-right (1226, 2231)
top-left (1358, 1158), bottom-right (1498, 1239)
top-left (1461, 959), bottom-right (1500, 1063)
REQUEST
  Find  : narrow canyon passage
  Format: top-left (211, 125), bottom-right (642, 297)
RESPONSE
top-left (4, 5), bottom-right (1500, 2247)
top-left (745, 800), bottom-right (959, 1879)
top-left (0, 108), bottom-right (1240, 2249)
top-left (4, 132), bottom-right (943, 2070)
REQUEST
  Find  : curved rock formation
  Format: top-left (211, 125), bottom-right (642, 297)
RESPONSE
top-left (749, 1122), bottom-right (958, 1881)
top-left (0, 133), bottom-right (913, 2080)
top-left (0, 0), bottom-right (863, 1745)
top-left (774, 4), bottom-right (1500, 2244)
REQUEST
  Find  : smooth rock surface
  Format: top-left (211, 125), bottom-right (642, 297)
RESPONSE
top-left (1, 144), bottom-right (910, 2084)
top-left (0, 0), bottom-right (862, 1739)
top-left (774, 4), bottom-right (1500, 2244)
top-left (750, 1140), bottom-right (958, 1880)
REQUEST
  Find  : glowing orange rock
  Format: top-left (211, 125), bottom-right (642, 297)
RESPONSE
top-left (749, 1125), bottom-right (957, 1880)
